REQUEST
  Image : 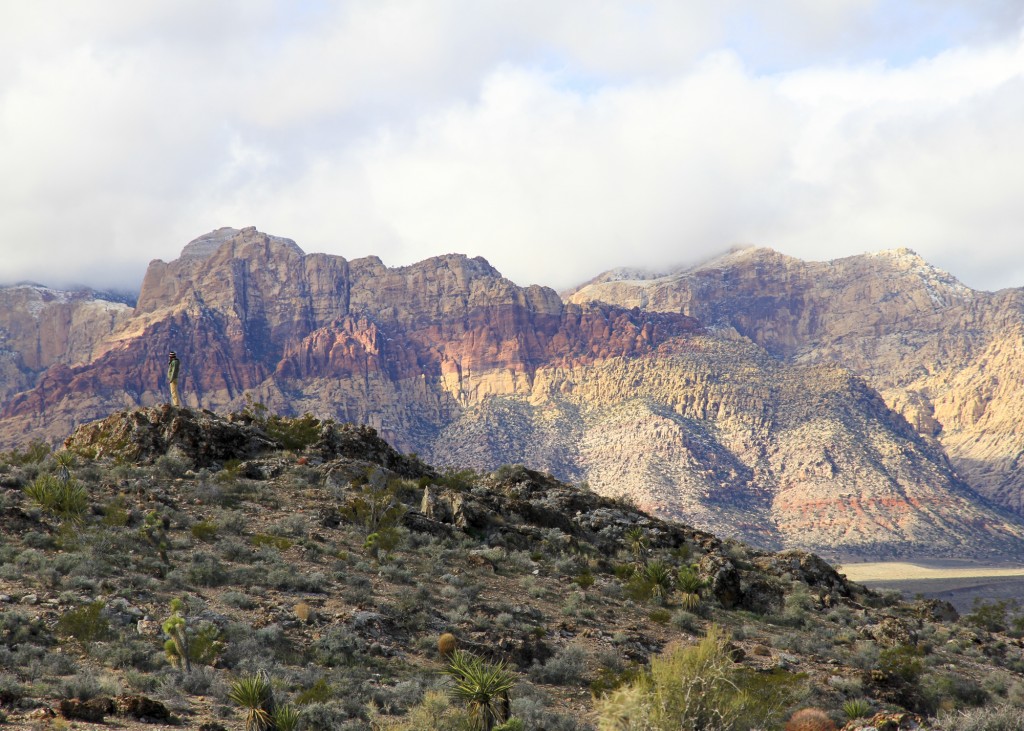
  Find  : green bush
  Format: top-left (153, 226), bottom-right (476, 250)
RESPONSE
top-left (251, 533), bottom-right (293, 551)
top-left (596, 625), bottom-right (801, 731)
top-left (295, 678), bottom-right (334, 705)
top-left (966, 600), bottom-right (1017, 634)
top-left (265, 413), bottom-right (323, 451)
top-left (2, 440), bottom-right (50, 466)
top-left (877, 644), bottom-right (925, 685)
top-left (56, 601), bottom-right (112, 644)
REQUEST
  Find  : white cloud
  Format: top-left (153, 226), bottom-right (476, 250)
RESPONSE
top-left (0, 2), bottom-right (1023, 292)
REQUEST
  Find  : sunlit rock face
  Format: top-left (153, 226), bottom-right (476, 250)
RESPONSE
top-left (0, 283), bottom-right (132, 402)
top-left (569, 246), bottom-right (1024, 520)
top-left (3, 229), bottom-right (1024, 560)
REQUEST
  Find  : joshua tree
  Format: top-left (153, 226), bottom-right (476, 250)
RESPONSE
top-left (162, 598), bottom-right (192, 673)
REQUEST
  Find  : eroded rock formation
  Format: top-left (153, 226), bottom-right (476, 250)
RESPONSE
top-left (568, 246), bottom-right (1024, 518)
top-left (3, 229), bottom-right (1024, 559)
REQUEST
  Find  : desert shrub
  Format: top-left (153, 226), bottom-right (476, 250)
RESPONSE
top-left (574, 570), bottom-right (596, 589)
top-left (270, 514), bottom-right (309, 538)
top-left (295, 677), bottom-right (334, 705)
top-left (368, 689), bottom-right (475, 730)
top-left (938, 704), bottom-right (1024, 731)
top-left (187, 552), bottom-right (229, 587)
top-left (877, 644), bottom-right (925, 685)
top-left (190, 520), bottom-right (219, 542)
top-left (596, 625), bottom-right (800, 731)
top-left (251, 533), bottom-right (293, 551)
top-left (966, 599), bottom-right (1017, 634)
top-left (2, 440), bottom-right (51, 465)
top-left (300, 701), bottom-right (354, 731)
top-left (59, 671), bottom-right (114, 700)
top-left (433, 469), bottom-right (479, 491)
top-left (649, 608), bottom-right (671, 624)
top-left (926, 673), bottom-right (988, 708)
top-left (590, 663), bottom-right (644, 699)
top-left (529, 643), bottom-right (588, 686)
top-left (263, 567), bottom-right (328, 592)
top-left (100, 497), bottom-right (131, 527)
top-left (155, 453), bottom-right (192, 478)
top-left (510, 691), bottom-right (588, 731)
top-left (0, 672), bottom-right (26, 703)
top-left (0, 610), bottom-right (53, 647)
top-left (56, 601), bottom-right (112, 644)
top-left (264, 413), bottom-right (323, 451)
top-left (314, 626), bottom-right (366, 667)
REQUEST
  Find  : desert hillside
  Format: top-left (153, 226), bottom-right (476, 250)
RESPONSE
top-left (2, 407), bottom-right (1024, 730)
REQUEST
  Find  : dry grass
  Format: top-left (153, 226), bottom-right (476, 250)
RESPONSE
top-left (842, 562), bottom-right (1024, 582)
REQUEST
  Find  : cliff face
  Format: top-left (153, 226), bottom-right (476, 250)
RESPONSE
top-left (0, 285), bottom-right (132, 403)
top-left (569, 247), bottom-right (1024, 518)
top-left (2, 229), bottom-right (1023, 560)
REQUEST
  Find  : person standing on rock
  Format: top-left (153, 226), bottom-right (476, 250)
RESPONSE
top-left (167, 351), bottom-right (182, 407)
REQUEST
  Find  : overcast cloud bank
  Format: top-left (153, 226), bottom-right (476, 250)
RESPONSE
top-left (1, 1), bottom-right (1023, 292)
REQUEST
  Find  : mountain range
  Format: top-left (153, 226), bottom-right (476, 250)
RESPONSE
top-left (2, 226), bottom-right (1023, 561)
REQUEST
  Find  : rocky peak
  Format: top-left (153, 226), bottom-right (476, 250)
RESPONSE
top-left (178, 226), bottom-right (305, 262)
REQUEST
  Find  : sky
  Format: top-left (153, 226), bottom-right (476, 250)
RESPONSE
top-left (1, 1), bottom-right (1023, 293)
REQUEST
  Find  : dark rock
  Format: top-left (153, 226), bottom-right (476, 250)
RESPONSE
top-left (739, 576), bottom-right (785, 614)
top-left (59, 697), bottom-right (113, 723)
top-left (699, 553), bottom-right (742, 608)
top-left (311, 422), bottom-right (433, 478)
top-left (402, 509), bottom-right (455, 536)
top-left (116, 694), bottom-right (171, 721)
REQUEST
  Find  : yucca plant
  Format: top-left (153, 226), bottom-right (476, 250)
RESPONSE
top-left (842, 698), bottom-right (871, 720)
top-left (623, 526), bottom-right (649, 564)
top-left (229, 671), bottom-right (275, 731)
top-left (54, 450), bottom-right (74, 483)
top-left (676, 566), bottom-right (706, 610)
top-left (273, 703), bottom-right (299, 731)
top-left (24, 474), bottom-right (89, 525)
top-left (445, 650), bottom-right (516, 731)
top-left (644, 560), bottom-right (674, 604)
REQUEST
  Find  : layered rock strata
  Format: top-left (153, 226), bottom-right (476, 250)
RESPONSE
top-left (569, 247), bottom-right (1024, 517)
top-left (3, 230), bottom-right (1024, 559)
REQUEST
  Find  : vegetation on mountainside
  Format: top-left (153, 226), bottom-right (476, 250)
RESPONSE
top-left (1, 409), bottom-right (1024, 729)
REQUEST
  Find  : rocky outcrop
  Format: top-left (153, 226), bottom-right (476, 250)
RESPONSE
top-left (5, 230), bottom-right (1024, 559)
top-left (569, 247), bottom-right (1024, 518)
top-left (64, 406), bottom-right (282, 467)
